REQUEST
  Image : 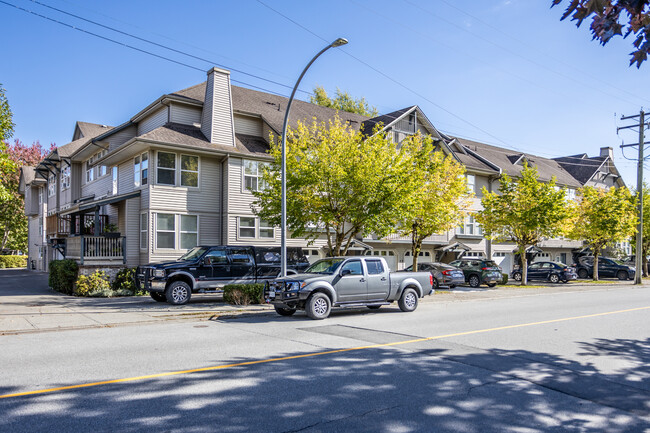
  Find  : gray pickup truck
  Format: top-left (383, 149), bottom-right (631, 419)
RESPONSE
top-left (264, 256), bottom-right (434, 319)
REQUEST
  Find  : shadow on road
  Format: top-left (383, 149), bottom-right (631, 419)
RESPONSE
top-left (0, 336), bottom-right (648, 432)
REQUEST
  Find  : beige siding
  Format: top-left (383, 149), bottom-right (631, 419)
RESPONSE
top-left (227, 157), bottom-right (256, 213)
top-left (201, 71), bottom-right (234, 145)
top-left (261, 121), bottom-right (275, 143)
top-left (71, 163), bottom-right (82, 202)
top-left (199, 214), bottom-right (220, 245)
top-left (170, 103), bottom-right (201, 126)
top-left (24, 187), bottom-right (38, 216)
top-left (118, 160), bottom-right (134, 196)
top-left (234, 114), bottom-right (262, 137)
top-left (82, 173), bottom-right (113, 199)
top-left (107, 125), bottom-right (137, 152)
top-left (125, 197), bottom-right (140, 266)
top-left (138, 106), bottom-right (168, 136)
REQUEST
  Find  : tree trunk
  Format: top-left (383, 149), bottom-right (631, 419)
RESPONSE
top-left (410, 222), bottom-right (421, 272)
top-left (593, 251), bottom-right (599, 281)
top-left (519, 245), bottom-right (528, 286)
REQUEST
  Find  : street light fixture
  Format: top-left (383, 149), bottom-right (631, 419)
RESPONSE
top-left (280, 37), bottom-right (348, 278)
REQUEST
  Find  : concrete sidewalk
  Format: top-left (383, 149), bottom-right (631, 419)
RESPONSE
top-left (0, 268), bottom-right (645, 334)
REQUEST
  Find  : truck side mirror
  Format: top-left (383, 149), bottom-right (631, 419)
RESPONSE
top-left (341, 269), bottom-right (352, 276)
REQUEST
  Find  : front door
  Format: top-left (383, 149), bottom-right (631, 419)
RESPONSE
top-left (334, 259), bottom-right (367, 303)
top-left (365, 258), bottom-right (390, 300)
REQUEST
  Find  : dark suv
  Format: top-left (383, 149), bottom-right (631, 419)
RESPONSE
top-left (572, 256), bottom-right (636, 280)
top-left (448, 258), bottom-right (503, 288)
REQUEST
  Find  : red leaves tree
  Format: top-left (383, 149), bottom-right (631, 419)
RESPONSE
top-left (552, 0), bottom-right (650, 67)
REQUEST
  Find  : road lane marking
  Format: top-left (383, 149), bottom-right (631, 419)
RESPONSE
top-left (2, 305), bottom-right (649, 400)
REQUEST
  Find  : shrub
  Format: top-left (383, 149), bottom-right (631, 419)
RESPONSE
top-left (499, 273), bottom-right (509, 285)
top-left (110, 267), bottom-right (144, 295)
top-left (223, 283), bottom-right (265, 305)
top-left (49, 260), bottom-right (79, 294)
top-left (74, 271), bottom-right (111, 297)
top-left (0, 255), bottom-right (28, 268)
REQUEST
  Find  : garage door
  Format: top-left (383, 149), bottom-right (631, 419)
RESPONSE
top-left (366, 250), bottom-right (397, 271)
top-left (493, 252), bottom-right (512, 274)
top-left (403, 251), bottom-right (431, 269)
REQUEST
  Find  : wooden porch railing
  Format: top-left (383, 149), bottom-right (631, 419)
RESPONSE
top-left (66, 235), bottom-right (126, 264)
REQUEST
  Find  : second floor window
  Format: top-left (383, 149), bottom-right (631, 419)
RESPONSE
top-left (38, 187), bottom-right (43, 204)
top-left (244, 160), bottom-right (269, 192)
top-left (60, 166), bottom-right (71, 191)
top-left (134, 152), bottom-right (148, 187)
top-left (457, 215), bottom-right (482, 236)
top-left (48, 174), bottom-right (56, 197)
top-left (157, 152), bottom-right (176, 185)
top-left (181, 155), bottom-right (199, 187)
top-left (466, 174), bottom-right (475, 194)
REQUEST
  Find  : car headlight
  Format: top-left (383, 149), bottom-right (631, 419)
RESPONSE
top-left (153, 269), bottom-right (165, 278)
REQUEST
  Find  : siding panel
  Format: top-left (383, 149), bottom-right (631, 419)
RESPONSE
top-left (107, 125), bottom-right (137, 152)
top-left (170, 103), bottom-right (201, 126)
top-left (138, 107), bottom-right (168, 136)
top-left (125, 197), bottom-right (140, 266)
top-left (234, 114), bottom-right (262, 137)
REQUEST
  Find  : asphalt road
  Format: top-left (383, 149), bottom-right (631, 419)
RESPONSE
top-left (0, 283), bottom-right (648, 432)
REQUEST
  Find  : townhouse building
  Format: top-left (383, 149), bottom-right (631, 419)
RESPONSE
top-left (19, 67), bottom-right (627, 275)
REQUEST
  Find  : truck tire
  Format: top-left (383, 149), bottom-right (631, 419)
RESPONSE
top-left (513, 272), bottom-right (522, 282)
top-left (306, 292), bottom-right (331, 320)
top-left (398, 288), bottom-right (418, 312)
top-left (274, 306), bottom-right (296, 316)
top-left (150, 292), bottom-right (167, 303)
top-left (468, 274), bottom-right (481, 288)
top-left (166, 280), bottom-right (191, 305)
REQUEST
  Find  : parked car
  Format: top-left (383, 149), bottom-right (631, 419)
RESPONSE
top-left (402, 262), bottom-right (465, 289)
top-left (572, 256), bottom-right (636, 280)
top-left (264, 257), bottom-right (433, 319)
top-left (448, 258), bottom-right (503, 288)
top-left (511, 261), bottom-right (577, 283)
top-left (137, 246), bottom-right (310, 305)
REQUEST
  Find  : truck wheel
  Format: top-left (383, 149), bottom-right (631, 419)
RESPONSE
top-left (398, 288), bottom-right (418, 312)
top-left (578, 269), bottom-right (589, 279)
top-left (165, 281), bottom-right (191, 305)
top-left (306, 293), bottom-right (331, 320)
top-left (274, 306), bottom-right (296, 316)
top-left (150, 292), bottom-right (167, 303)
top-left (469, 274), bottom-right (481, 288)
top-left (617, 270), bottom-right (629, 280)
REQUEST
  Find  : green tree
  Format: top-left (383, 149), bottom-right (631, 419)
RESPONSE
top-left (253, 115), bottom-right (429, 256)
top-left (310, 86), bottom-right (379, 117)
top-left (568, 186), bottom-right (637, 280)
top-left (398, 151), bottom-right (470, 271)
top-left (552, 0), bottom-right (650, 67)
top-left (631, 183), bottom-right (650, 276)
top-left (0, 85), bottom-right (16, 202)
top-left (476, 163), bottom-right (570, 285)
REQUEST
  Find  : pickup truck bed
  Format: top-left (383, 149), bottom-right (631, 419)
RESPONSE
top-left (264, 256), bottom-right (433, 319)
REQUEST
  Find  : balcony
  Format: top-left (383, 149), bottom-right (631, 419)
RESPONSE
top-left (46, 214), bottom-right (109, 237)
top-left (46, 215), bottom-right (70, 237)
top-left (66, 235), bottom-right (126, 264)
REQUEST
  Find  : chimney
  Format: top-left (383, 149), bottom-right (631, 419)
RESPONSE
top-left (600, 146), bottom-right (613, 159)
top-left (201, 67), bottom-right (235, 146)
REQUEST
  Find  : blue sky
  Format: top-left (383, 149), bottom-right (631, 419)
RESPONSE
top-left (3, 0), bottom-right (649, 186)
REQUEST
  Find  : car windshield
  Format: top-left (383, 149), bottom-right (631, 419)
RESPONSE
top-left (178, 247), bottom-right (208, 261)
top-left (305, 258), bottom-right (345, 274)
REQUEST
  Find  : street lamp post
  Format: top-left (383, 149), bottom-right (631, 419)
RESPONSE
top-left (280, 37), bottom-right (348, 278)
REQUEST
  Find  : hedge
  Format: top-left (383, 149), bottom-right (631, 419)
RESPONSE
top-left (222, 283), bottom-right (265, 305)
top-left (499, 273), bottom-right (509, 285)
top-left (49, 260), bottom-right (79, 295)
top-left (0, 255), bottom-right (27, 268)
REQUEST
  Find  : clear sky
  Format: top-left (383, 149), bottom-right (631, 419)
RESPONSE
top-left (3, 0), bottom-right (649, 186)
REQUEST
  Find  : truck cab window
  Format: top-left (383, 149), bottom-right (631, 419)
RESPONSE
top-left (341, 260), bottom-right (362, 275)
top-left (205, 250), bottom-right (228, 265)
top-left (366, 260), bottom-right (384, 275)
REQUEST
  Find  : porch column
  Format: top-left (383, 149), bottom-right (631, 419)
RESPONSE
top-left (94, 207), bottom-right (100, 236)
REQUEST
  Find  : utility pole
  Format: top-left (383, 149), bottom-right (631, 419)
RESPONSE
top-left (618, 110), bottom-right (648, 284)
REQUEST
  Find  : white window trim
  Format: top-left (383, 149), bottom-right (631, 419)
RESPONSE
top-left (466, 174), bottom-right (476, 194)
top-left (140, 212), bottom-right (148, 251)
top-left (180, 154), bottom-right (200, 188)
top-left (238, 216), bottom-right (257, 239)
top-left (242, 159), bottom-right (269, 193)
top-left (180, 214), bottom-right (199, 249)
top-left (154, 213), bottom-right (200, 251)
top-left (156, 151), bottom-right (177, 186)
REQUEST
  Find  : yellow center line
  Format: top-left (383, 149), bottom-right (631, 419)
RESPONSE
top-left (1, 305), bottom-right (648, 400)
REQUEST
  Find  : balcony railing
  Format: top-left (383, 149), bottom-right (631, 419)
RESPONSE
top-left (46, 215), bottom-right (70, 237)
top-left (46, 214), bottom-right (110, 237)
top-left (66, 235), bottom-right (126, 264)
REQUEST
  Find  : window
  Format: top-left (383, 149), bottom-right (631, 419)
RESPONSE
top-left (48, 174), bottom-right (56, 197)
top-left (60, 166), bottom-right (70, 191)
top-left (156, 213), bottom-right (175, 249)
top-left (181, 155), bottom-right (199, 187)
top-left (366, 260), bottom-right (384, 275)
top-left (157, 152), bottom-right (176, 185)
top-left (464, 251), bottom-right (485, 258)
top-left (98, 165), bottom-right (107, 177)
top-left (341, 260), bottom-right (363, 275)
top-left (180, 215), bottom-right (198, 249)
top-left (204, 250), bottom-right (228, 265)
top-left (85, 161), bottom-right (94, 183)
top-left (112, 166), bottom-right (118, 195)
top-left (229, 248), bottom-right (252, 263)
top-left (259, 219), bottom-right (274, 238)
top-left (134, 155), bottom-right (141, 188)
top-left (244, 160), bottom-right (268, 192)
top-left (566, 188), bottom-right (576, 201)
top-left (239, 217), bottom-right (255, 238)
top-left (141, 153), bottom-right (148, 185)
top-left (140, 213), bottom-right (148, 250)
top-left (493, 252), bottom-right (507, 257)
top-left (457, 215), bottom-right (482, 236)
top-left (466, 174), bottom-right (475, 193)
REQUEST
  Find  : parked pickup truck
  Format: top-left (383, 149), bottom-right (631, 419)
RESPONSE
top-left (137, 246), bottom-right (309, 305)
top-left (264, 257), bottom-right (434, 320)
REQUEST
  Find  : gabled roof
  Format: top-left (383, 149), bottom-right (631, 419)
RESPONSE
top-left (457, 137), bottom-right (582, 187)
top-left (75, 121), bottom-right (112, 140)
top-left (360, 107), bottom-right (414, 136)
top-left (552, 154), bottom-right (609, 185)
